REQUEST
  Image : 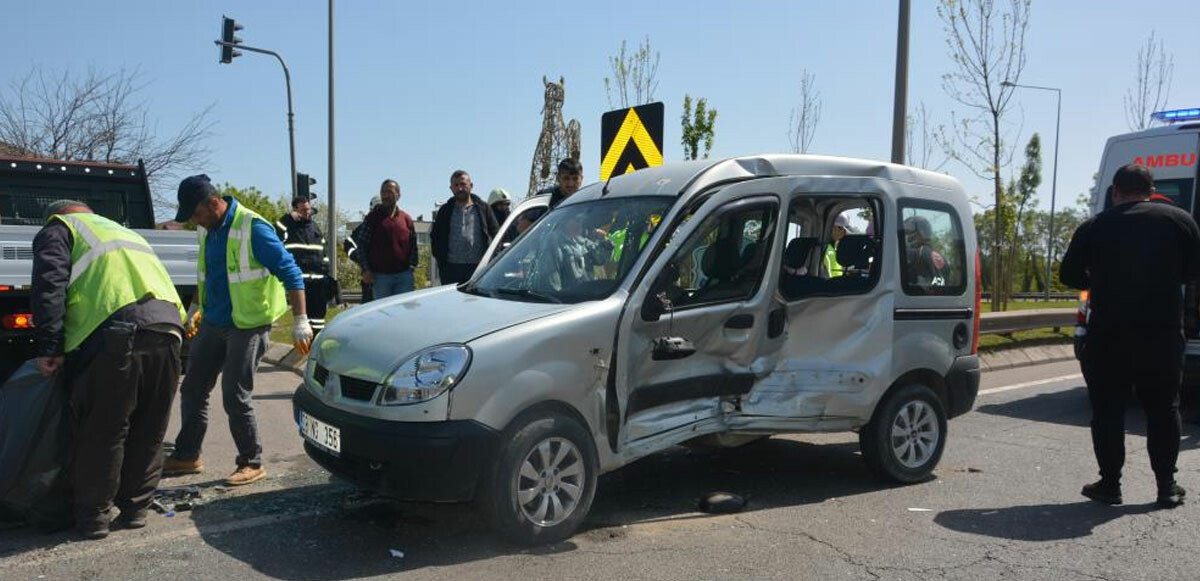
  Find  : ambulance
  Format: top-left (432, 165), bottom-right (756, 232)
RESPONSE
top-left (1076, 107), bottom-right (1200, 391)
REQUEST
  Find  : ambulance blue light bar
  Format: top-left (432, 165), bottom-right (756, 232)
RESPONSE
top-left (1151, 108), bottom-right (1200, 123)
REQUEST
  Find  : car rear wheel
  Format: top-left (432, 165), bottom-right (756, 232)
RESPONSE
top-left (477, 411), bottom-right (598, 545)
top-left (860, 384), bottom-right (947, 483)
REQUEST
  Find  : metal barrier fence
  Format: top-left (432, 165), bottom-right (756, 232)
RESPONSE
top-left (981, 292), bottom-right (1079, 302)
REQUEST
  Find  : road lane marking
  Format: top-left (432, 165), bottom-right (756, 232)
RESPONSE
top-left (978, 373), bottom-right (1083, 396)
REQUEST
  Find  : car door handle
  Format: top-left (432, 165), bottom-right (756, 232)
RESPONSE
top-left (725, 314), bottom-right (754, 329)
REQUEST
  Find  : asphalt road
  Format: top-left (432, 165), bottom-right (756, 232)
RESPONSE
top-left (2, 360), bottom-right (1198, 580)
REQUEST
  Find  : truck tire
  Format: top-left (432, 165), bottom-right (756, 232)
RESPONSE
top-left (477, 410), bottom-right (598, 546)
top-left (859, 384), bottom-right (947, 483)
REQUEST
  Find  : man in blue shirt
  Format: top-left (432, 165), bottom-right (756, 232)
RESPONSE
top-left (163, 175), bottom-right (309, 487)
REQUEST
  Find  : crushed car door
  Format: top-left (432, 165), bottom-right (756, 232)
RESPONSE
top-left (613, 180), bottom-right (789, 452)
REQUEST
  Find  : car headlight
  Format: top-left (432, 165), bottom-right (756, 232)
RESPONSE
top-left (378, 344), bottom-right (471, 406)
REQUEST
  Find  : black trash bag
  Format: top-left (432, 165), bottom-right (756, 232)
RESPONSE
top-left (0, 360), bottom-right (72, 531)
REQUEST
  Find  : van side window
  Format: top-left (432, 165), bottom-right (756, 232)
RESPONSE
top-left (652, 199), bottom-right (777, 310)
top-left (898, 201), bottom-right (966, 296)
top-left (496, 206), bottom-right (547, 247)
top-left (779, 197), bottom-right (881, 300)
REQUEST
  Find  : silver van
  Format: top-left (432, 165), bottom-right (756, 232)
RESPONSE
top-left (294, 155), bottom-right (981, 544)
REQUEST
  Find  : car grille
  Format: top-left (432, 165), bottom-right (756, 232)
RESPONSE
top-left (340, 375), bottom-right (378, 402)
top-left (314, 364), bottom-right (329, 386)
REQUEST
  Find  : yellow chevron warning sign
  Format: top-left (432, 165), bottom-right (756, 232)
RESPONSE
top-left (600, 102), bottom-right (664, 181)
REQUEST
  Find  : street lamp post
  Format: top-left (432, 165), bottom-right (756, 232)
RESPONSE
top-left (1001, 81), bottom-right (1061, 301)
top-left (891, 0), bottom-right (911, 164)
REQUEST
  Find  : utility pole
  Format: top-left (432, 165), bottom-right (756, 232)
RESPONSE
top-left (891, 0), bottom-right (911, 164)
top-left (216, 16), bottom-right (297, 199)
top-left (327, 0), bottom-right (337, 280)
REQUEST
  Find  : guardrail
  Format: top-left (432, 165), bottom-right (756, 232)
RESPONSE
top-left (981, 292), bottom-right (1079, 302)
top-left (979, 308), bottom-right (1076, 335)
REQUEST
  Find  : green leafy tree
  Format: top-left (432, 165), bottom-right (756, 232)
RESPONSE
top-left (681, 94), bottom-right (717, 160)
top-left (217, 183), bottom-right (287, 225)
top-left (1000, 133), bottom-right (1042, 309)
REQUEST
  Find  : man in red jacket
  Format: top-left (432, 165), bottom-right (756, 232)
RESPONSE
top-left (352, 179), bottom-right (418, 299)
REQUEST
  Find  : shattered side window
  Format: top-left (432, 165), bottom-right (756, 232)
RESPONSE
top-left (779, 196), bottom-right (882, 300)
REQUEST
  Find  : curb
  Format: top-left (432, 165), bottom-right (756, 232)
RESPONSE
top-left (264, 341), bottom-right (1077, 378)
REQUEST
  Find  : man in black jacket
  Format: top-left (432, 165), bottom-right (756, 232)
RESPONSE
top-left (277, 196), bottom-right (331, 333)
top-left (431, 170), bottom-right (499, 284)
top-left (1060, 163), bottom-right (1200, 508)
top-left (541, 158), bottom-right (584, 210)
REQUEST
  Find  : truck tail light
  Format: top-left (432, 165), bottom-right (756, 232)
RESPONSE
top-left (972, 249), bottom-right (982, 354)
top-left (3, 313), bottom-right (33, 329)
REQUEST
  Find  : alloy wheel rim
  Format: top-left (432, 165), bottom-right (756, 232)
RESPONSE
top-left (516, 437), bottom-right (585, 527)
top-left (890, 400), bottom-right (940, 469)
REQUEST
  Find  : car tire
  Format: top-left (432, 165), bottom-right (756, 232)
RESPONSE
top-left (477, 411), bottom-right (598, 546)
top-left (859, 384), bottom-right (947, 483)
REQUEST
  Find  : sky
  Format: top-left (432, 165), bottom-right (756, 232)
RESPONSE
top-left (3, 1), bottom-right (1198, 224)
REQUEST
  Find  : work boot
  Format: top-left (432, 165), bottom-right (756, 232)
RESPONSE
top-left (1081, 479), bottom-right (1123, 505)
top-left (161, 457), bottom-right (204, 476)
top-left (115, 508), bottom-right (148, 529)
top-left (1156, 482), bottom-right (1186, 509)
top-left (76, 520), bottom-right (110, 540)
top-left (225, 465), bottom-right (266, 486)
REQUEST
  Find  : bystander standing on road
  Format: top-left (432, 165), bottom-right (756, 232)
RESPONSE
top-left (276, 196), bottom-right (332, 334)
top-left (344, 195), bottom-right (380, 302)
top-left (488, 188), bottom-right (513, 225)
top-left (541, 158), bottom-right (584, 211)
top-left (351, 180), bottom-right (418, 299)
top-left (1060, 163), bottom-right (1200, 508)
top-left (162, 175), bottom-right (312, 487)
top-left (431, 170), bottom-right (499, 284)
top-left (31, 200), bottom-right (185, 539)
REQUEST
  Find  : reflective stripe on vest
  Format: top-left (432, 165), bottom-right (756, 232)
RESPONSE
top-left (53, 213), bottom-right (184, 353)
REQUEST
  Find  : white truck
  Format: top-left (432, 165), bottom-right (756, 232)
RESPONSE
top-left (1077, 107), bottom-right (1200, 394)
top-left (0, 155), bottom-right (198, 380)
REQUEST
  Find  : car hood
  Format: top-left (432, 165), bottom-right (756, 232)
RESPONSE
top-left (314, 285), bottom-right (571, 381)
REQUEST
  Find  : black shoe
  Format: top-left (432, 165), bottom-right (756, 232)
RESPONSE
top-left (116, 509), bottom-right (148, 529)
top-left (1081, 480), bottom-right (1123, 505)
top-left (1156, 483), bottom-right (1186, 508)
top-left (76, 521), bottom-right (110, 540)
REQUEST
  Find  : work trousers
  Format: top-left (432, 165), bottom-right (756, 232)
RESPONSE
top-left (69, 323), bottom-right (181, 527)
top-left (304, 275), bottom-right (328, 333)
top-left (172, 322), bottom-right (269, 468)
top-left (439, 262), bottom-right (478, 285)
top-left (1080, 329), bottom-right (1183, 486)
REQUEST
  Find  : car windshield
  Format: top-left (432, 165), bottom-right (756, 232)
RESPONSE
top-left (467, 196), bottom-right (674, 304)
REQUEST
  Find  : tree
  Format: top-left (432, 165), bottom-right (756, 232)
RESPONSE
top-left (938, 0), bottom-right (1032, 311)
top-left (604, 36), bottom-right (660, 109)
top-left (681, 94), bottom-right (717, 160)
top-left (0, 67), bottom-right (213, 214)
top-left (905, 102), bottom-right (949, 171)
top-left (787, 70), bottom-right (821, 153)
top-left (218, 183), bottom-right (287, 225)
top-left (1000, 133), bottom-right (1042, 309)
top-left (1124, 31), bottom-right (1174, 131)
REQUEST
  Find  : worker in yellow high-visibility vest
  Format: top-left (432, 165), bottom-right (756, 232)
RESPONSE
top-left (161, 175), bottom-right (311, 488)
top-left (31, 199), bottom-right (185, 540)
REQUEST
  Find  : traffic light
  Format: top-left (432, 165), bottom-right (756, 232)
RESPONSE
top-left (219, 16), bottom-right (243, 64)
top-left (296, 173), bottom-right (317, 200)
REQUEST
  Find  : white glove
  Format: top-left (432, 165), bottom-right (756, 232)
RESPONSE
top-left (293, 314), bottom-right (315, 354)
top-left (184, 304), bottom-right (201, 339)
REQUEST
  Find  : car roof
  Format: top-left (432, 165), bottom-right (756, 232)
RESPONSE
top-left (565, 154), bottom-right (963, 207)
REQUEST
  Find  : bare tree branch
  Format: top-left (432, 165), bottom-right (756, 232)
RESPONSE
top-left (0, 66), bottom-right (214, 213)
top-left (905, 102), bottom-right (949, 171)
top-left (1124, 31), bottom-right (1174, 131)
top-left (604, 36), bottom-right (660, 109)
top-left (787, 70), bottom-right (821, 154)
top-left (938, 0), bottom-right (1031, 311)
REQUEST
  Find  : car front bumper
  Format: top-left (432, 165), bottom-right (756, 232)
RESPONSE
top-left (292, 387), bottom-right (500, 502)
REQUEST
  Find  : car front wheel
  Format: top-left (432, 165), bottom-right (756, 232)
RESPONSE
top-left (477, 411), bottom-right (598, 545)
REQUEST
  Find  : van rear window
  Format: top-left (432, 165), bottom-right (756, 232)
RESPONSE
top-left (1102, 178), bottom-right (1195, 213)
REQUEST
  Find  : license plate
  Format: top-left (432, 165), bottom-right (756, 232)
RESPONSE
top-left (300, 411), bottom-right (341, 454)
